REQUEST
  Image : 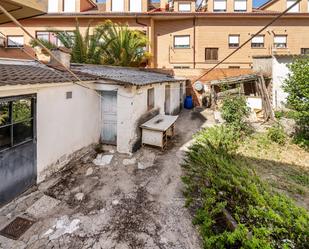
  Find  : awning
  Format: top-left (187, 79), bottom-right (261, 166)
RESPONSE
top-left (0, 0), bottom-right (47, 24)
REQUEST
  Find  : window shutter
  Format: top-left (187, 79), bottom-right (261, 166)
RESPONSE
top-left (287, 0), bottom-right (299, 12)
top-left (234, 0), bottom-right (247, 11)
top-left (130, 0), bottom-right (142, 12)
top-left (229, 35), bottom-right (239, 44)
top-left (48, 0), bottom-right (58, 12)
top-left (214, 0), bottom-right (227, 10)
top-left (64, 0), bottom-right (76, 12)
top-left (179, 3), bottom-right (191, 12)
top-left (252, 36), bottom-right (264, 43)
top-left (8, 36), bottom-right (24, 47)
top-left (112, 0), bottom-right (124, 11)
top-left (274, 36), bottom-right (286, 43)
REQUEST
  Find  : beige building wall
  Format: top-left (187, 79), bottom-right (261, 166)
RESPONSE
top-left (262, 0), bottom-right (309, 12)
top-left (154, 16), bottom-right (309, 69)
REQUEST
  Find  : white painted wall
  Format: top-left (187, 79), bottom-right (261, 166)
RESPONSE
top-left (36, 84), bottom-right (100, 181)
top-left (272, 56), bottom-right (292, 109)
top-left (95, 81), bottom-right (184, 153)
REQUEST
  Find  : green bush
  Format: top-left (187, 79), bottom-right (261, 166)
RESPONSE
top-left (182, 127), bottom-right (309, 249)
top-left (194, 125), bottom-right (240, 154)
top-left (220, 95), bottom-right (251, 134)
top-left (283, 57), bottom-right (309, 149)
top-left (267, 125), bottom-right (287, 145)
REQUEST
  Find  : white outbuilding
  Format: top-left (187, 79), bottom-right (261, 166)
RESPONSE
top-left (0, 60), bottom-right (185, 205)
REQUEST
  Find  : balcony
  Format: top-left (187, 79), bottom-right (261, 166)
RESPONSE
top-left (0, 0), bottom-right (47, 24)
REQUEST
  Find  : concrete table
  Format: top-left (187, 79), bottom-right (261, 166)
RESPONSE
top-left (140, 114), bottom-right (178, 150)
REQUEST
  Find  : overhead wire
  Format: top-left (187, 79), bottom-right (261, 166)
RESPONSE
top-left (193, 0), bottom-right (303, 82)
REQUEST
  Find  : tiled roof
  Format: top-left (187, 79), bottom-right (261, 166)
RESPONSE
top-left (189, 68), bottom-right (254, 84)
top-left (72, 64), bottom-right (184, 86)
top-left (0, 64), bottom-right (98, 87)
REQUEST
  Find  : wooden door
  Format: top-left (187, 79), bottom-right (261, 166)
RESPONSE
top-left (101, 91), bottom-right (117, 145)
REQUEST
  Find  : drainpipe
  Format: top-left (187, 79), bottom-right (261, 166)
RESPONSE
top-left (193, 16), bottom-right (196, 69)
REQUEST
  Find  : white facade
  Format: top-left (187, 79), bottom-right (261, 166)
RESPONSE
top-left (272, 55), bottom-right (292, 109)
top-left (95, 81), bottom-right (184, 154)
top-left (0, 82), bottom-right (101, 182)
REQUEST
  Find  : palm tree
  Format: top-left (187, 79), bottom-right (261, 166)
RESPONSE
top-left (97, 22), bottom-right (150, 67)
top-left (30, 20), bottom-right (150, 67)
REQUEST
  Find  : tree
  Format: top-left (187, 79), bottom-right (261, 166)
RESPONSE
top-left (30, 20), bottom-right (150, 67)
top-left (283, 57), bottom-right (309, 147)
top-left (98, 22), bottom-right (149, 67)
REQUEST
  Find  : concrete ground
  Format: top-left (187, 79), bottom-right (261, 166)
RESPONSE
top-left (0, 109), bottom-right (210, 249)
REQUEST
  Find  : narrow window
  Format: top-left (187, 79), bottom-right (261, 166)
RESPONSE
top-left (234, 0), bottom-right (247, 11)
top-left (287, 0), bottom-right (299, 13)
top-left (7, 36), bottom-right (24, 48)
top-left (251, 35), bottom-right (264, 48)
top-left (63, 0), bottom-right (76, 12)
top-left (174, 35), bottom-right (190, 49)
top-left (205, 48), bottom-right (219, 61)
top-left (147, 88), bottom-right (155, 110)
top-left (179, 3), bottom-right (191, 12)
top-left (112, 0), bottom-right (124, 11)
top-left (274, 35), bottom-right (287, 48)
top-left (301, 48), bottom-right (309, 55)
top-left (48, 0), bottom-right (59, 12)
top-left (214, 0), bottom-right (227, 12)
top-left (130, 0), bottom-right (142, 12)
top-left (229, 35), bottom-right (240, 48)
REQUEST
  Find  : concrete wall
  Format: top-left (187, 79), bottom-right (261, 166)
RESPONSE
top-left (94, 81), bottom-right (183, 153)
top-left (0, 82), bottom-right (101, 182)
top-left (272, 55), bottom-right (292, 109)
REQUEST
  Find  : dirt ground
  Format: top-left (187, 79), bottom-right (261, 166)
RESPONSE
top-left (0, 109), bottom-right (207, 249)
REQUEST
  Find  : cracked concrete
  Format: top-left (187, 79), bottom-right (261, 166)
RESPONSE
top-left (0, 109), bottom-right (207, 249)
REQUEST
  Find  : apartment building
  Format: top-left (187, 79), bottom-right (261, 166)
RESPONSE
top-left (0, 0), bottom-right (309, 69)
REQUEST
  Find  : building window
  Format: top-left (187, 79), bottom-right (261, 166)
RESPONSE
top-left (63, 0), bottom-right (76, 12)
top-left (179, 3), bottom-right (191, 12)
top-left (112, 0), bottom-right (124, 11)
top-left (301, 48), bottom-right (309, 55)
top-left (36, 31), bottom-right (63, 47)
top-left (234, 0), bottom-right (247, 11)
top-left (7, 36), bottom-right (24, 48)
top-left (251, 35), bottom-right (265, 48)
top-left (130, 0), bottom-right (142, 12)
top-left (147, 88), bottom-right (155, 110)
top-left (205, 48), bottom-right (219, 61)
top-left (174, 35), bottom-right (190, 49)
top-left (173, 66), bottom-right (190, 69)
top-left (214, 0), bottom-right (227, 12)
top-left (287, 0), bottom-right (299, 12)
top-left (229, 35), bottom-right (240, 48)
top-left (0, 96), bottom-right (35, 152)
top-left (48, 0), bottom-right (59, 12)
top-left (274, 35), bottom-right (287, 48)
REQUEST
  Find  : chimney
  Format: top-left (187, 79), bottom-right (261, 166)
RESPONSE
top-left (49, 47), bottom-right (72, 69)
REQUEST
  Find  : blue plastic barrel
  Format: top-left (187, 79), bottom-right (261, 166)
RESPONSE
top-left (184, 96), bottom-right (194, 109)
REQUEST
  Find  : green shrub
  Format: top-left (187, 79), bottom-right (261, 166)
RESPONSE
top-left (194, 125), bottom-right (240, 154)
top-left (182, 127), bottom-right (309, 249)
top-left (283, 57), bottom-right (309, 149)
top-left (220, 95), bottom-right (251, 134)
top-left (267, 125), bottom-right (287, 145)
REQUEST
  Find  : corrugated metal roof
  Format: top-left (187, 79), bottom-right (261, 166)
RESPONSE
top-left (72, 64), bottom-right (183, 86)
